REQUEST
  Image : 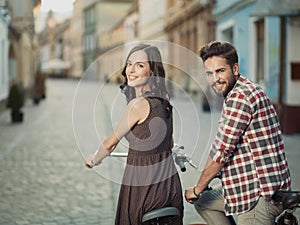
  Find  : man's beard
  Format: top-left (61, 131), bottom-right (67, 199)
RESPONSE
top-left (212, 79), bottom-right (236, 97)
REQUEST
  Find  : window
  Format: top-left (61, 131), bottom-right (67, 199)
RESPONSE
top-left (222, 27), bottom-right (233, 44)
top-left (85, 7), bottom-right (95, 27)
top-left (83, 6), bottom-right (96, 53)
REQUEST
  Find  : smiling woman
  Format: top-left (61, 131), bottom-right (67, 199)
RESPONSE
top-left (40, 0), bottom-right (74, 13)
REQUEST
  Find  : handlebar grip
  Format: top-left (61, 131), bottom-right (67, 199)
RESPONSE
top-left (175, 157), bottom-right (186, 172)
top-left (178, 161), bottom-right (186, 172)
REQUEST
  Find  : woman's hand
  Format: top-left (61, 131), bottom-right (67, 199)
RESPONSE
top-left (84, 154), bottom-right (102, 168)
top-left (84, 155), bottom-right (95, 168)
top-left (85, 147), bottom-right (111, 169)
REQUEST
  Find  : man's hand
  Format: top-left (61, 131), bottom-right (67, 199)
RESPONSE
top-left (185, 186), bottom-right (200, 204)
top-left (185, 156), bottom-right (223, 203)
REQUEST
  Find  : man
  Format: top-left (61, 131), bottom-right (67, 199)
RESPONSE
top-left (185, 41), bottom-right (291, 225)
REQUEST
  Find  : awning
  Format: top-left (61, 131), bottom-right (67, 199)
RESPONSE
top-left (251, 0), bottom-right (300, 17)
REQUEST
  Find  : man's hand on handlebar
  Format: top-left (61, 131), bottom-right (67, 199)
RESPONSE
top-left (185, 186), bottom-right (201, 204)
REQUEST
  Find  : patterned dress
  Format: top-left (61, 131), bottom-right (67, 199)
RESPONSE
top-left (115, 96), bottom-right (183, 225)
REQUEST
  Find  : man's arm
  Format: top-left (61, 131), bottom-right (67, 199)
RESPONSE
top-left (185, 156), bottom-right (223, 203)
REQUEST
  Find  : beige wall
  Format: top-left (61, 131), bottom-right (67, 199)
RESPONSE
top-left (138, 0), bottom-right (168, 40)
top-left (0, 13), bottom-right (10, 101)
top-left (70, 0), bottom-right (83, 78)
top-left (165, 0), bottom-right (215, 94)
top-left (8, 0), bottom-right (40, 90)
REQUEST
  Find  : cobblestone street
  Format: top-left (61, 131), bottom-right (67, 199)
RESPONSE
top-left (0, 79), bottom-right (118, 225)
top-left (0, 78), bottom-right (299, 225)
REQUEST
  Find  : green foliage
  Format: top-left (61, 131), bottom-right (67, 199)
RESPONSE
top-left (7, 83), bottom-right (25, 110)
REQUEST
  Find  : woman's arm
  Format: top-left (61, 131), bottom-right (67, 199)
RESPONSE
top-left (85, 97), bottom-right (150, 168)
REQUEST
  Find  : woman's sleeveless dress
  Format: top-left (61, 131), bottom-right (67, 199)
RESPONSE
top-left (114, 97), bottom-right (183, 225)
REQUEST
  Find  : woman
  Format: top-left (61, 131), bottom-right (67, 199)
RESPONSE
top-left (85, 44), bottom-right (183, 225)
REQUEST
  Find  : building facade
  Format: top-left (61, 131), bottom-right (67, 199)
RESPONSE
top-left (0, 1), bottom-right (10, 106)
top-left (213, 0), bottom-right (300, 134)
top-left (80, 0), bottom-right (132, 74)
top-left (38, 11), bottom-right (72, 78)
top-left (165, 0), bottom-right (215, 97)
top-left (7, 0), bottom-right (41, 90)
top-left (70, 0), bottom-right (84, 79)
top-left (96, 0), bottom-right (216, 98)
top-left (95, 0), bottom-right (169, 83)
top-left (68, 0), bottom-right (300, 134)
top-left (138, 0), bottom-right (168, 40)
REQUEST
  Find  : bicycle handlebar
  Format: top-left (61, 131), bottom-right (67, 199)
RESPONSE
top-left (110, 152), bottom-right (128, 157)
top-left (109, 144), bottom-right (197, 172)
top-left (172, 145), bottom-right (198, 172)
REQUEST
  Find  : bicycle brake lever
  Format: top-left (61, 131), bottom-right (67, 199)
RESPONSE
top-left (172, 144), bottom-right (198, 170)
top-left (187, 159), bottom-right (198, 169)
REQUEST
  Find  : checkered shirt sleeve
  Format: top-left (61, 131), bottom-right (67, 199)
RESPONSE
top-left (210, 76), bottom-right (291, 215)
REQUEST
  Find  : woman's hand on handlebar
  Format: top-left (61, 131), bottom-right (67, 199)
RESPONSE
top-left (85, 154), bottom-right (97, 168)
top-left (85, 147), bottom-right (111, 169)
top-left (85, 153), bottom-right (103, 169)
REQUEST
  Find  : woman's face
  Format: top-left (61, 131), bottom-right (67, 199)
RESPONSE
top-left (125, 50), bottom-right (151, 88)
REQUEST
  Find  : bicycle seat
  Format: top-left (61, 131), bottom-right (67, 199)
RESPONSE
top-left (142, 206), bottom-right (180, 225)
top-left (272, 190), bottom-right (300, 209)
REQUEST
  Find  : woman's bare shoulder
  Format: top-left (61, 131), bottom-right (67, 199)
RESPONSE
top-left (128, 97), bottom-right (149, 109)
top-left (127, 97), bottom-right (150, 123)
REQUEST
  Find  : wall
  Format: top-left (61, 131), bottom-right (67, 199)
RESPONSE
top-left (138, 0), bottom-right (167, 40)
top-left (214, 0), bottom-right (300, 134)
top-left (265, 17), bottom-right (280, 102)
top-left (70, 0), bottom-right (83, 78)
top-left (21, 32), bottom-right (32, 89)
top-left (216, 3), bottom-right (254, 77)
top-left (286, 19), bottom-right (300, 105)
top-left (279, 17), bottom-right (300, 134)
top-left (0, 14), bottom-right (9, 102)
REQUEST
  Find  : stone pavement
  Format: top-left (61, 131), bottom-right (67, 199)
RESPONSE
top-left (0, 79), bottom-right (118, 225)
top-left (0, 78), bottom-right (299, 225)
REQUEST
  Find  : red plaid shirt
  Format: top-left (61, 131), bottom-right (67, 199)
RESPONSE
top-left (210, 75), bottom-right (291, 215)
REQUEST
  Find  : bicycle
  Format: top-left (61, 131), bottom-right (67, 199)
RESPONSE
top-left (172, 146), bottom-right (300, 225)
top-left (111, 145), bottom-right (300, 225)
top-left (110, 145), bottom-right (195, 225)
top-left (272, 190), bottom-right (300, 225)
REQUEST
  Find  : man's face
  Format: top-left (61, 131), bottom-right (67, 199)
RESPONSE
top-left (204, 56), bottom-right (239, 97)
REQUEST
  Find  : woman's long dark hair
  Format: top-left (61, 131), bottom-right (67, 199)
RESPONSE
top-left (120, 44), bottom-right (170, 103)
